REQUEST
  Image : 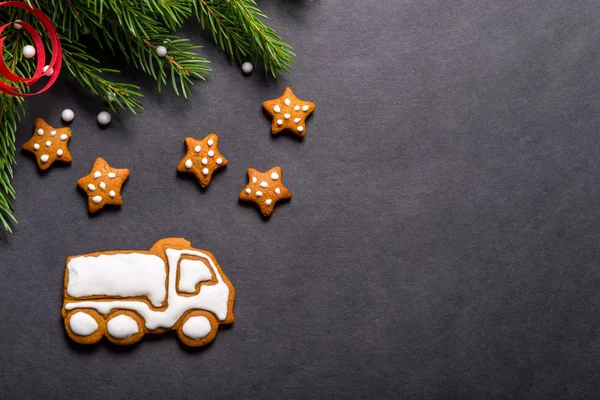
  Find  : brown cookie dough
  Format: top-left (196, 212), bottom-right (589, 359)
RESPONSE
top-left (177, 134), bottom-right (228, 188)
top-left (22, 118), bottom-right (72, 170)
top-left (239, 166), bottom-right (292, 217)
top-left (262, 87), bottom-right (316, 137)
top-left (61, 238), bottom-right (236, 347)
top-left (77, 157), bottom-right (129, 213)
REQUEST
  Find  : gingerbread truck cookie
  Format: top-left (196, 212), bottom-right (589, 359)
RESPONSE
top-left (62, 238), bottom-right (235, 347)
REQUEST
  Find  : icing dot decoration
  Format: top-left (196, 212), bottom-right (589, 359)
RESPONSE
top-left (109, 190), bottom-right (116, 198)
top-left (40, 154), bottom-right (49, 163)
top-left (271, 172), bottom-right (279, 180)
top-left (57, 149), bottom-right (63, 156)
top-left (202, 168), bottom-right (209, 176)
top-left (201, 157), bottom-right (208, 166)
top-left (92, 196), bottom-right (102, 204)
top-left (265, 199), bottom-right (272, 206)
top-left (185, 159), bottom-right (193, 169)
top-left (60, 134), bottom-right (68, 141)
top-left (33, 143), bottom-right (40, 150)
top-left (208, 150), bottom-right (214, 157)
top-left (45, 140), bottom-right (51, 147)
top-left (194, 145), bottom-right (201, 153)
top-left (99, 182), bottom-right (106, 190)
top-left (216, 158), bottom-right (223, 165)
top-left (260, 181), bottom-right (268, 188)
top-left (37, 129), bottom-right (44, 135)
top-left (88, 184), bottom-right (96, 191)
top-left (94, 171), bottom-right (101, 179)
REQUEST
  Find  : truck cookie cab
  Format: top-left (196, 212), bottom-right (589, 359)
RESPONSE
top-left (62, 238), bottom-right (235, 347)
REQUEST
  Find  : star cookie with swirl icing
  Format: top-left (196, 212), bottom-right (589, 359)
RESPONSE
top-left (77, 158), bottom-right (130, 213)
top-left (177, 134), bottom-right (228, 188)
top-left (22, 118), bottom-right (72, 170)
top-left (239, 166), bottom-right (292, 217)
top-left (262, 87), bottom-right (315, 137)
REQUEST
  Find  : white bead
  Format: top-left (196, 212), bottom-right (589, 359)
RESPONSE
top-left (265, 199), bottom-right (272, 206)
top-left (22, 45), bottom-right (35, 59)
top-left (99, 182), bottom-right (106, 190)
top-left (277, 119), bottom-right (283, 126)
top-left (297, 126), bottom-right (304, 133)
top-left (245, 188), bottom-right (251, 194)
top-left (50, 130), bottom-right (56, 136)
top-left (88, 184), bottom-right (96, 191)
top-left (97, 111), bottom-right (111, 126)
top-left (255, 191), bottom-right (262, 197)
top-left (302, 105), bottom-right (309, 112)
top-left (260, 181), bottom-right (268, 188)
top-left (92, 196), bottom-right (102, 204)
top-left (37, 129), bottom-right (44, 136)
top-left (185, 159), bottom-right (192, 169)
top-left (45, 141), bottom-right (51, 147)
top-left (284, 114), bottom-right (290, 120)
top-left (208, 150), bottom-right (214, 157)
top-left (60, 134), bottom-right (68, 141)
top-left (194, 145), bottom-right (201, 153)
top-left (202, 168), bottom-right (209, 176)
top-left (61, 109), bottom-right (74, 122)
top-left (284, 98), bottom-right (291, 106)
top-left (57, 149), bottom-right (63, 157)
top-left (216, 158), bottom-right (223, 165)
top-left (241, 61), bottom-right (253, 74)
top-left (43, 65), bottom-right (54, 76)
top-left (108, 172), bottom-right (116, 178)
top-left (40, 154), bottom-right (49, 163)
top-left (14, 20), bottom-right (22, 30)
top-left (275, 188), bottom-right (281, 195)
top-left (156, 46), bottom-right (167, 57)
top-left (93, 171), bottom-right (101, 178)
top-left (207, 139), bottom-right (214, 146)
top-left (33, 144), bottom-right (40, 150)
top-left (274, 105), bottom-right (281, 113)
top-left (109, 190), bottom-right (116, 198)
top-left (271, 172), bottom-right (279, 180)
top-left (201, 157), bottom-right (208, 165)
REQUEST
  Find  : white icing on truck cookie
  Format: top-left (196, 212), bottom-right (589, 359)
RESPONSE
top-left (62, 238), bottom-right (235, 347)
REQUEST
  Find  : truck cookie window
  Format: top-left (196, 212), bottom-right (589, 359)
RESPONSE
top-left (61, 238), bottom-right (235, 347)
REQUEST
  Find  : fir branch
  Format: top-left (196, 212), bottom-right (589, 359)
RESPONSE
top-left (193, 0), bottom-right (294, 77)
top-left (61, 40), bottom-right (143, 114)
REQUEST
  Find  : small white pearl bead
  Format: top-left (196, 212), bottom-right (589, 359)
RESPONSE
top-left (43, 65), bottom-right (54, 76)
top-left (61, 109), bottom-right (75, 122)
top-left (241, 61), bottom-right (253, 74)
top-left (14, 20), bottom-right (22, 30)
top-left (97, 111), bottom-right (111, 126)
top-left (156, 46), bottom-right (167, 57)
top-left (22, 45), bottom-right (36, 59)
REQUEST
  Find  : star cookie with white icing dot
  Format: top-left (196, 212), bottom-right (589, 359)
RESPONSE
top-left (77, 157), bottom-right (130, 213)
top-left (262, 87), bottom-right (316, 137)
top-left (22, 118), bottom-right (72, 170)
top-left (239, 166), bottom-right (292, 217)
top-left (177, 134), bottom-right (228, 188)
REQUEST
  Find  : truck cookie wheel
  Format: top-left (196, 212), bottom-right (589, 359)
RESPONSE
top-left (177, 311), bottom-right (218, 347)
top-left (64, 309), bottom-right (104, 344)
top-left (105, 311), bottom-right (145, 345)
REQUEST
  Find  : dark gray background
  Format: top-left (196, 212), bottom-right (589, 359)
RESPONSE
top-left (1, 0), bottom-right (600, 398)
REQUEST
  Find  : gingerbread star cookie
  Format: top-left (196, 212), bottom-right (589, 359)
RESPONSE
top-left (77, 158), bottom-right (129, 213)
top-left (262, 87), bottom-right (316, 137)
top-left (22, 118), bottom-right (72, 170)
top-left (239, 166), bottom-right (292, 217)
top-left (177, 134), bottom-right (228, 188)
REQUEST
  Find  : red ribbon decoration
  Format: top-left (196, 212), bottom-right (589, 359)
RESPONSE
top-left (0, 1), bottom-right (61, 96)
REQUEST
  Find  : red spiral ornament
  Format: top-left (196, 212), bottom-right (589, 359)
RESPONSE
top-left (0, 1), bottom-right (61, 96)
